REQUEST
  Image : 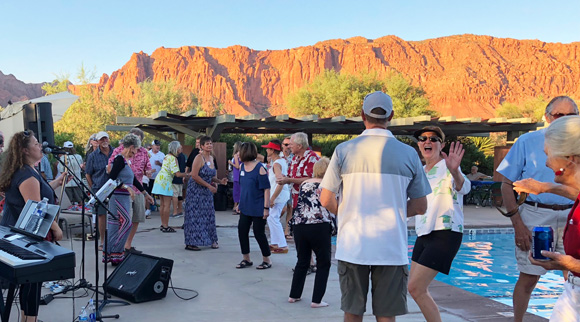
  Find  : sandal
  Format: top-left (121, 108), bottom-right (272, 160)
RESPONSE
top-left (272, 248), bottom-right (288, 254)
top-left (185, 245), bottom-right (201, 251)
top-left (285, 234), bottom-right (293, 240)
top-left (256, 261), bottom-right (272, 270)
top-left (236, 259), bottom-right (253, 269)
top-left (160, 226), bottom-right (176, 233)
top-left (98, 244), bottom-right (103, 251)
top-left (211, 243), bottom-right (219, 249)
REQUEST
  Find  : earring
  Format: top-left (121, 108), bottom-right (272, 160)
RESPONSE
top-left (555, 168), bottom-right (564, 176)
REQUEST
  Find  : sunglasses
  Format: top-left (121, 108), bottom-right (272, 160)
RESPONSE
top-left (417, 136), bottom-right (442, 143)
top-left (550, 112), bottom-right (577, 119)
top-left (496, 190), bottom-right (528, 218)
top-left (283, 143), bottom-right (290, 147)
top-left (23, 130), bottom-right (31, 137)
top-left (0, 138), bottom-right (3, 145)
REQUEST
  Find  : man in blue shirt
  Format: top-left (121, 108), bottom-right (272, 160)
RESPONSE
top-left (497, 96), bottom-right (578, 322)
top-left (39, 154), bottom-right (53, 181)
top-left (85, 131), bottom-right (113, 248)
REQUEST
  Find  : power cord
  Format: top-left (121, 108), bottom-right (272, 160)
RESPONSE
top-left (168, 277), bottom-right (198, 300)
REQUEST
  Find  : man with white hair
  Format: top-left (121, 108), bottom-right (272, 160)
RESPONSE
top-left (277, 132), bottom-right (320, 210)
top-left (320, 91), bottom-right (430, 321)
top-left (497, 96), bottom-right (579, 322)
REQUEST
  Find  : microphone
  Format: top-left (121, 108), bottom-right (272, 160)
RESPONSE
top-left (42, 142), bottom-right (68, 155)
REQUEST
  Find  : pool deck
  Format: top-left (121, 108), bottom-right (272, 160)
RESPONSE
top-left (24, 204), bottom-right (548, 321)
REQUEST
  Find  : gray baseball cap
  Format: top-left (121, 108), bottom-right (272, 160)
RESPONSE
top-left (362, 91), bottom-right (393, 119)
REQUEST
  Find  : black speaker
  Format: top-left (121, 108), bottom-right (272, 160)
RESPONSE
top-left (104, 253), bottom-right (173, 303)
top-left (23, 102), bottom-right (54, 146)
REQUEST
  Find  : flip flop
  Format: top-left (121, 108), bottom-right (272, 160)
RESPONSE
top-left (185, 245), bottom-right (201, 251)
top-left (256, 261), bottom-right (272, 270)
top-left (236, 259), bottom-right (253, 269)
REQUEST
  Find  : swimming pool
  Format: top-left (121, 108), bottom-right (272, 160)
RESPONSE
top-left (408, 232), bottom-right (563, 319)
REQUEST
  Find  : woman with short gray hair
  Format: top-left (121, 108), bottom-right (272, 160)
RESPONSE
top-left (152, 141), bottom-right (188, 232)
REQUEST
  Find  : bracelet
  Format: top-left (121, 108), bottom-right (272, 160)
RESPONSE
top-left (264, 207), bottom-right (269, 210)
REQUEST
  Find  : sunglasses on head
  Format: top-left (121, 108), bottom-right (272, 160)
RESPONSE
top-left (417, 136), bottom-right (441, 143)
top-left (22, 130), bottom-right (31, 137)
top-left (550, 112), bottom-right (577, 119)
top-left (496, 190), bottom-right (528, 218)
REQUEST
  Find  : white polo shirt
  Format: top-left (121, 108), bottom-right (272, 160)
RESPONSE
top-left (321, 129), bottom-right (431, 265)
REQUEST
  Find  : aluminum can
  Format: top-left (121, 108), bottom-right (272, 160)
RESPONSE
top-left (532, 225), bottom-right (554, 260)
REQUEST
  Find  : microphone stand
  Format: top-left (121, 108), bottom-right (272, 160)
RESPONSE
top-left (47, 152), bottom-right (107, 300)
top-left (51, 150), bottom-right (129, 320)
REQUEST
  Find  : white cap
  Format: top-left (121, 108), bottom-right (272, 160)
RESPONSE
top-left (95, 131), bottom-right (109, 140)
top-left (362, 91), bottom-right (393, 119)
top-left (63, 141), bottom-right (74, 148)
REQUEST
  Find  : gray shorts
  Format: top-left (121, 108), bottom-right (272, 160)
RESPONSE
top-left (516, 203), bottom-right (568, 275)
top-left (131, 193), bottom-right (146, 223)
top-left (338, 260), bottom-right (408, 317)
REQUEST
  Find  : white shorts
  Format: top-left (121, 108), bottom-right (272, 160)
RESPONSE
top-left (515, 203), bottom-right (568, 275)
top-left (550, 274), bottom-right (580, 322)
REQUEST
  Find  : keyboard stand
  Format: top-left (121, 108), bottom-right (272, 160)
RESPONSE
top-left (0, 283), bottom-right (17, 322)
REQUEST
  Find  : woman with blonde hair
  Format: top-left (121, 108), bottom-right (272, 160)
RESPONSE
top-left (289, 157), bottom-right (334, 308)
top-left (0, 130), bottom-right (66, 321)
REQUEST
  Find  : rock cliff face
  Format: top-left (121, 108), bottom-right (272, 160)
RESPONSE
top-left (97, 35), bottom-right (580, 118)
top-left (0, 71), bottom-right (44, 107)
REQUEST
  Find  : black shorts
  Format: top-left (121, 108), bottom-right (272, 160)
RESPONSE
top-left (411, 230), bottom-right (462, 275)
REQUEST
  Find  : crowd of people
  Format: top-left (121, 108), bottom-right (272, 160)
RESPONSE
top-left (1, 93), bottom-right (579, 321)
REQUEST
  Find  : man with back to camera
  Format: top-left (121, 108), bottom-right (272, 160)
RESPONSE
top-left (320, 91), bottom-right (431, 322)
top-left (496, 96), bottom-right (578, 322)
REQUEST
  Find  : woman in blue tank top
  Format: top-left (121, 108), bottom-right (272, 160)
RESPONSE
top-left (235, 142), bottom-right (272, 270)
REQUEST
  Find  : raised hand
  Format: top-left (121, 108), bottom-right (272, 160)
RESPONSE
top-left (441, 141), bottom-right (465, 170)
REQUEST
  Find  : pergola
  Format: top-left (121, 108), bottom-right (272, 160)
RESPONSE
top-left (105, 110), bottom-right (540, 143)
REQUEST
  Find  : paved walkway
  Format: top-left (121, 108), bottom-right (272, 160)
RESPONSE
top-left (20, 205), bottom-right (546, 321)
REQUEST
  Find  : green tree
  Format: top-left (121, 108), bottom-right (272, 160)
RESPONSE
top-left (287, 70), bottom-right (436, 118)
top-left (42, 74), bottom-right (71, 95)
top-left (496, 96), bottom-right (547, 122)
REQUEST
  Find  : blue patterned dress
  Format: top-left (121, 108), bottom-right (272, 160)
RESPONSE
top-left (184, 160), bottom-right (218, 246)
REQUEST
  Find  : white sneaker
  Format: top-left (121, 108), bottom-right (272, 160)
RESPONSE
top-left (145, 209), bottom-right (151, 218)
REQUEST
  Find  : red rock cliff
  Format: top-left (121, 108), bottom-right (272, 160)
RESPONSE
top-left (97, 34), bottom-right (580, 118)
top-left (0, 71), bottom-right (44, 107)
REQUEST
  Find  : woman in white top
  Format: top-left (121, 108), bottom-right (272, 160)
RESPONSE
top-left (261, 140), bottom-right (290, 253)
top-left (408, 126), bottom-right (470, 322)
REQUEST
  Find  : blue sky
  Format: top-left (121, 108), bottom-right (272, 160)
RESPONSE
top-left (1, 0), bottom-right (578, 83)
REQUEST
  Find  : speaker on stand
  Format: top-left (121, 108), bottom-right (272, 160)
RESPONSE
top-left (104, 253), bottom-right (173, 303)
top-left (23, 102), bottom-right (55, 146)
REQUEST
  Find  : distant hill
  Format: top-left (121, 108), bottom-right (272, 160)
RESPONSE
top-left (0, 71), bottom-right (44, 106)
top-left (4, 34), bottom-right (580, 118)
top-left (95, 34), bottom-right (580, 118)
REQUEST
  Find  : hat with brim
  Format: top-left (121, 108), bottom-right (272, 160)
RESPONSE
top-left (95, 131), bottom-right (109, 140)
top-left (63, 141), bottom-right (74, 148)
top-left (261, 142), bottom-right (281, 151)
top-left (413, 126), bottom-right (445, 142)
top-left (152, 139), bottom-right (161, 146)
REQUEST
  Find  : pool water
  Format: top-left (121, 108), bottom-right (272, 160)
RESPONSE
top-left (408, 233), bottom-right (563, 319)
top-left (331, 233), bottom-right (563, 319)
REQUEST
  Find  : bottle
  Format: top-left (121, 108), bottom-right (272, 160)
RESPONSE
top-left (78, 306), bottom-right (88, 321)
top-left (25, 197), bottom-right (49, 233)
top-left (87, 299), bottom-right (96, 322)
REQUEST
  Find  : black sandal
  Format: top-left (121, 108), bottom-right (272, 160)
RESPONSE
top-left (236, 259), bottom-right (253, 269)
top-left (256, 261), bottom-right (272, 270)
top-left (160, 226), bottom-right (176, 233)
top-left (185, 245), bottom-right (201, 251)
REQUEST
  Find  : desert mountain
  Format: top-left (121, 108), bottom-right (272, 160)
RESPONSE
top-left (97, 35), bottom-right (580, 118)
top-left (0, 71), bottom-right (44, 107)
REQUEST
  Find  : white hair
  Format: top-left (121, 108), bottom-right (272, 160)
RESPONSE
top-left (545, 115), bottom-right (580, 157)
top-left (545, 96), bottom-right (578, 115)
top-left (291, 132), bottom-right (309, 149)
top-left (168, 141), bottom-right (181, 155)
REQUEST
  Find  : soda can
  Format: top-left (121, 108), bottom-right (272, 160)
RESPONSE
top-left (531, 225), bottom-right (554, 260)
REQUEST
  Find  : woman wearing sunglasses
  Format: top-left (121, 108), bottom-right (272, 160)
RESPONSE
top-left (0, 130), bottom-right (66, 322)
top-left (408, 126), bottom-right (471, 322)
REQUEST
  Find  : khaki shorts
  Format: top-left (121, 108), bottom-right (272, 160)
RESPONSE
top-left (131, 193), bottom-right (146, 223)
top-left (516, 203), bottom-right (568, 275)
top-left (338, 260), bottom-right (408, 317)
top-left (172, 184), bottom-right (183, 198)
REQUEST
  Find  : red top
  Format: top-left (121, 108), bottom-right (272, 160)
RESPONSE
top-left (288, 149), bottom-right (320, 208)
top-left (563, 193), bottom-right (580, 277)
